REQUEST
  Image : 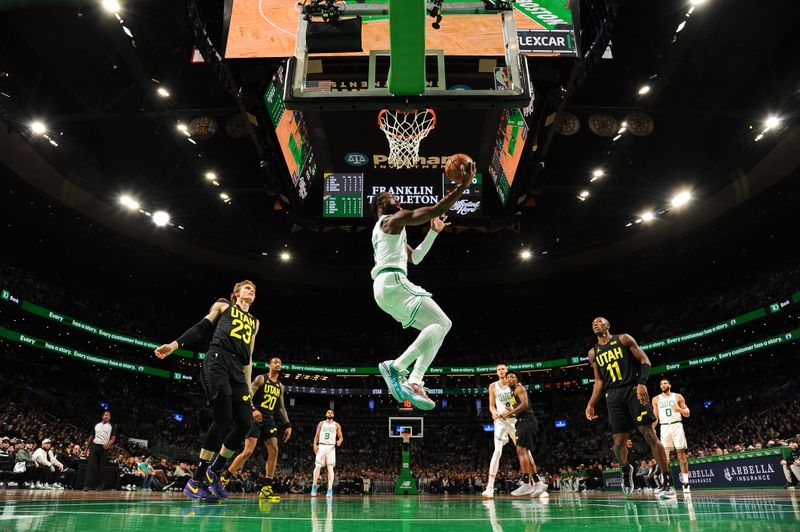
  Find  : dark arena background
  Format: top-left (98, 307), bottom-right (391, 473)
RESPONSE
top-left (1, 0), bottom-right (800, 530)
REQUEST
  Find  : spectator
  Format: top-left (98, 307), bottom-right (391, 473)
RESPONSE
top-left (31, 439), bottom-right (62, 489)
top-left (781, 441), bottom-right (800, 489)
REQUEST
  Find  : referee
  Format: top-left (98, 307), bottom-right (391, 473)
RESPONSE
top-left (84, 411), bottom-right (116, 491)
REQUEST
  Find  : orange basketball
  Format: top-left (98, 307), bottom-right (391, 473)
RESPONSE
top-left (444, 153), bottom-right (474, 184)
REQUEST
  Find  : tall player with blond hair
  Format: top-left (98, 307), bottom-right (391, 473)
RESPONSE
top-left (155, 280), bottom-right (261, 502)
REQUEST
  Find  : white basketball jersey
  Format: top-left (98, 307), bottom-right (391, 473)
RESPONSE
top-left (494, 381), bottom-right (514, 414)
top-left (319, 420), bottom-right (337, 445)
top-left (371, 215), bottom-right (408, 280)
top-left (657, 393), bottom-right (682, 424)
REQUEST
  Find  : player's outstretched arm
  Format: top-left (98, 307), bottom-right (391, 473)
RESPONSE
top-left (154, 300), bottom-right (227, 359)
top-left (406, 215), bottom-right (451, 265)
top-left (585, 349), bottom-right (603, 420)
top-left (387, 162), bottom-right (474, 230)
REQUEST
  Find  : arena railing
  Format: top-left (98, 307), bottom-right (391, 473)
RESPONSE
top-left (2, 287), bottom-right (798, 377)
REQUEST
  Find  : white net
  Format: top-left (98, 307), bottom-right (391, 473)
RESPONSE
top-left (377, 109), bottom-right (437, 169)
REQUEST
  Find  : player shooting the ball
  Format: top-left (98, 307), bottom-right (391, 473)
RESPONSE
top-left (371, 154), bottom-right (475, 410)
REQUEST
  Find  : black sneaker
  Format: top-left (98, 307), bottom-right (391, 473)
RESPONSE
top-left (621, 463), bottom-right (635, 495)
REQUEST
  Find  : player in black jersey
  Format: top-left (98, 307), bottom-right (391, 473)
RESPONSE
top-left (501, 371), bottom-right (548, 498)
top-left (155, 280), bottom-right (261, 503)
top-left (219, 357), bottom-right (292, 501)
top-left (584, 317), bottom-right (676, 499)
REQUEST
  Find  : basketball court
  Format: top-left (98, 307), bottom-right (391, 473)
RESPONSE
top-left (2, 490), bottom-right (798, 531)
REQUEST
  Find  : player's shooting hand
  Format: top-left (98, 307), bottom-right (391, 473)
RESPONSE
top-left (636, 384), bottom-right (649, 405)
top-left (283, 427), bottom-right (292, 443)
top-left (585, 405), bottom-right (598, 421)
top-left (431, 214), bottom-right (450, 233)
top-left (154, 342), bottom-right (176, 359)
top-left (457, 161), bottom-right (476, 188)
top-left (252, 409), bottom-right (263, 423)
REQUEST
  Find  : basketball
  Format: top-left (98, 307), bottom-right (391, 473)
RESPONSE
top-left (444, 153), bottom-right (474, 184)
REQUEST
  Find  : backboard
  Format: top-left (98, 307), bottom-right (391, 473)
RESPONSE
top-left (389, 416), bottom-right (424, 438)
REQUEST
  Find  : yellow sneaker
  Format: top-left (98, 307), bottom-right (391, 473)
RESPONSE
top-left (258, 485), bottom-right (273, 499)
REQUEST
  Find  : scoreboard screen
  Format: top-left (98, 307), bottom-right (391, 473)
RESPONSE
top-left (323, 172), bottom-right (482, 219)
top-left (323, 173), bottom-right (364, 218)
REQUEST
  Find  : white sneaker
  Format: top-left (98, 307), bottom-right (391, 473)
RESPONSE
top-left (529, 482), bottom-right (548, 498)
top-left (511, 483), bottom-right (536, 496)
top-left (34, 482), bottom-right (44, 489)
top-left (481, 488), bottom-right (494, 498)
top-left (658, 485), bottom-right (677, 500)
top-left (400, 381), bottom-right (435, 410)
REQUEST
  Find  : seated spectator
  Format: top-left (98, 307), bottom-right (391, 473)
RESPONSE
top-left (781, 441), bottom-right (800, 489)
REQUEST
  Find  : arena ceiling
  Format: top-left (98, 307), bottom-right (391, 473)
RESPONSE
top-left (1, 0), bottom-right (799, 281)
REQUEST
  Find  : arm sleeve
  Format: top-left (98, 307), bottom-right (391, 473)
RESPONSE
top-left (176, 318), bottom-right (214, 349)
top-left (637, 363), bottom-right (651, 385)
top-left (410, 230), bottom-right (438, 265)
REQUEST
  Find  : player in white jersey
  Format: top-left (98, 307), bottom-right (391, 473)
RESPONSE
top-left (482, 363), bottom-right (517, 497)
top-left (311, 409), bottom-right (343, 498)
top-left (652, 378), bottom-right (691, 489)
top-left (373, 161), bottom-right (473, 410)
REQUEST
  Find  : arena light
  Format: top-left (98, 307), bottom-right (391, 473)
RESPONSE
top-left (638, 85), bottom-right (651, 96)
top-left (31, 121), bottom-right (46, 135)
top-left (520, 250), bottom-right (532, 260)
top-left (102, 0), bottom-right (121, 14)
top-left (641, 211), bottom-right (655, 222)
top-left (204, 171), bottom-right (216, 181)
top-left (118, 195), bottom-right (140, 210)
top-left (612, 134), bottom-right (622, 142)
top-left (156, 87), bottom-right (170, 98)
top-left (764, 115), bottom-right (780, 131)
top-left (176, 123), bottom-right (189, 136)
top-left (219, 192), bottom-right (230, 201)
top-left (755, 133), bottom-right (764, 142)
top-left (579, 190), bottom-right (590, 198)
top-left (590, 169), bottom-right (604, 182)
top-left (280, 251), bottom-right (291, 261)
top-left (152, 211), bottom-right (170, 227)
top-left (671, 190), bottom-right (691, 208)
top-left (690, 0), bottom-right (707, 6)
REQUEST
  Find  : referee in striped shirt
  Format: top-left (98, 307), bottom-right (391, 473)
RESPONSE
top-left (84, 411), bottom-right (116, 491)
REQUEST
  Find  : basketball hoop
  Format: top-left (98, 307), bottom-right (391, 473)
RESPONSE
top-left (377, 109), bottom-right (436, 169)
top-left (400, 430), bottom-right (412, 444)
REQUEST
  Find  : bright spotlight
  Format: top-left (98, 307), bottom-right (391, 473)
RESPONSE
top-left (641, 211), bottom-right (655, 222)
top-left (205, 172), bottom-right (216, 181)
top-left (102, 0), bottom-right (121, 13)
top-left (764, 116), bottom-right (780, 131)
top-left (579, 190), bottom-right (590, 198)
top-left (638, 85), bottom-right (651, 95)
top-left (119, 195), bottom-right (140, 210)
top-left (592, 169), bottom-right (604, 178)
top-left (690, 0), bottom-right (707, 6)
top-left (152, 211), bottom-right (170, 227)
top-left (520, 250), bottom-right (532, 260)
top-left (156, 87), bottom-right (170, 98)
top-left (176, 123), bottom-right (189, 135)
top-left (671, 190), bottom-right (691, 208)
top-left (220, 192), bottom-right (230, 200)
top-left (280, 251), bottom-right (291, 261)
top-left (31, 121), bottom-right (46, 135)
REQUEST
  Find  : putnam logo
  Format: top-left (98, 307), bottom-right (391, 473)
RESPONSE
top-left (345, 152), bottom-right (368, 166)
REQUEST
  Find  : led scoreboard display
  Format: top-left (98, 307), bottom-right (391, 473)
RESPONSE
top-left (323, 173), bottom-right (364, 218)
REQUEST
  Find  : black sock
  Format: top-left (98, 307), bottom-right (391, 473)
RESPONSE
top-left (192, 460), bottom-right (210, 481)
top-left (266, 477), bottom-right (274, 487)
top-left (210, 453), bottom-right (230, 474)
top-left (522, 473), bottom-right (530, 484)
top-left (532, 473), bottom-right (540, 484)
